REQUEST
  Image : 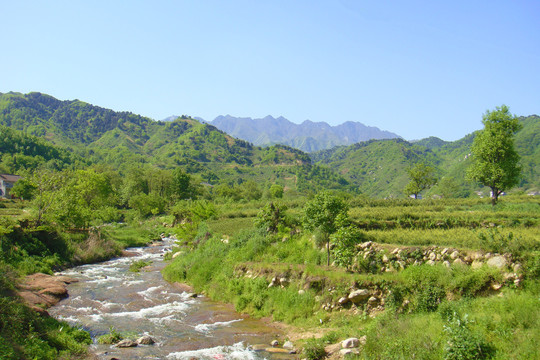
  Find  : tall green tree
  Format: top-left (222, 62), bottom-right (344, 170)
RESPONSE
top-left (467, 105), bottom-right (522, 205)
top-left (302, 191), bottom-right (348, 266)
top-left (404, 163), bottom-right (437, 199)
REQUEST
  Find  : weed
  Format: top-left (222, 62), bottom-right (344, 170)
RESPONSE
top-left (303, 338), bottom-right (327, 360)
top-left (443, 314), bottom-right (494, 360)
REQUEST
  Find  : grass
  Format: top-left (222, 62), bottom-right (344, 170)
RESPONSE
top-left (163, 195), bottom-right (540, 359)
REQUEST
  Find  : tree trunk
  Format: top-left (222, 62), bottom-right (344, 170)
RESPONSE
top-left (326, 240), bottom-right (330, 266)
top-left (491, 187), bottom-right (499, 206)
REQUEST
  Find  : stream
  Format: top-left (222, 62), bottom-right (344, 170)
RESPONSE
top-left (49, 238), bottom-right (291, 359)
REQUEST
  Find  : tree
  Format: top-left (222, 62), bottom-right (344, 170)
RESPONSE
top-left (269, 184), bottom-right (284, 199)
top-left (254, 202), bottom-right (286, 234)
top-left (467, 105), bottom-right (522, 205)
top-left (404, 163), bottom-right (437, 199)
top-left (302, 191), bottom-right (348, 266)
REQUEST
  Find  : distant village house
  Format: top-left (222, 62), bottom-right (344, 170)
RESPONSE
top-left (0, 174), bottom-right (22, 199)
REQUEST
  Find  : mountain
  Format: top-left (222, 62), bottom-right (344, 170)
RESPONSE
top-left (0, 92), bottom-right (350, 192)
top-left (202, 115), bottom-right (400, 152)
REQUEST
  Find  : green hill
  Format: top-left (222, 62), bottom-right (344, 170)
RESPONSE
top-left (0, 92), bottom-right (349, 192)
top-left (312, 115), bottom-right (539, 197)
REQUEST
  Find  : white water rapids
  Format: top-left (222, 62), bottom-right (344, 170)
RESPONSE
top-left (49, 238), bottom-right (289, 359)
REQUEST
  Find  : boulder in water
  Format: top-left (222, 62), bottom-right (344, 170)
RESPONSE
top-left (137, 335), bottom-right (155, 345)
top-left (115, 339), bottom-right (137, 348)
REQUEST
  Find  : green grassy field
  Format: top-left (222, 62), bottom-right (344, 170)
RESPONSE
top-left (163, 195), bottom-right (540, 359)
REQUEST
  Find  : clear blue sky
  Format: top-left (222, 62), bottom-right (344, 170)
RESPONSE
top-left (1, 1), bottom-right (538, 141)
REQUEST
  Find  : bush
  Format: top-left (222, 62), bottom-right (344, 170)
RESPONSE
top-left (129, 259), bottom-right (151, 272)
top-left (303, 338), bottom-right (327, 360)
top-left (443, 314), bottom-right (494, 360)
top-left (97, 327), bottom-right (123, 344)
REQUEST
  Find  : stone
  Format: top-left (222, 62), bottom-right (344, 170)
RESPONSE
top-left (172, 251), bottom-right (183, 259)
top-left (279, 277), bottom-right (289, 286)
top-left (487, 256), bottom-right (508, 269)
top-left (471, 260), bottom-right (484, 269)
top-left (382, 254), bottom-right (389, 263)
top-left (340, 348), bottom-right (360, 356)
top-left (342, 337), bottom-right (360, 348)
top-left (368, 296), bottom-right (378, 304)
top-left (453, 258), bottom-right (466, 265)
top-left (265, 348), bottom-right (294, 354)
top-left (250, 344), bottom-right (268, 352)
top-left (491, 283), bottom-right (502, 291)
top-left (513, 263), bottom-right (523, 273)
top-left (443, 261), bottom-right (451, 268)
top-left (450, 251), bottom-right (460, 260)
top-left (136, 335), bottom-right (155, 345)
top-left (428, 252), bottom-right (437, 261)
top-left (359, 335), bottom-right (367, 345)
top-left (298, 289), bottom-right (305, 295)
top-left (360, 241), bottom-right (372, 249)
top-left (116, 339), bottom-right (137, 348)
top-left (348, 289), bottom-right (370, 304)
top-left (426, 260), bottom-right (435, 266)
top-left (441, 248), bottom-right (449, 255)
top-left (283, 341), bottom-right (294, 349)
top-left (472, 252), bottom-right (484, 261)
top-left (338, 297), bottom-right (349, 305)
top-left (271, 340), bottom-right (279, 347)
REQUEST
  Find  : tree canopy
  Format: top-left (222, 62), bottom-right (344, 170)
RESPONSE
top-left (467, 105), bottom-right (522, 205)
top-left (302, 191), bottom-right (348, 265)
top-left (404, 163), bottom-right (437, 199)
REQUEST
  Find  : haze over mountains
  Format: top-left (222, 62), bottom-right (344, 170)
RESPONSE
top-left (165, 115), bottom-right (400, 153)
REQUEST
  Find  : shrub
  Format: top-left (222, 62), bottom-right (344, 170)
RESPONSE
top-left (443, 314), bottom-right (494, 360)
top-left (303, 338), bottom-right (327, 360)
top-left (129, 259), bottom-right (151, 272)
top-left (97, 327), bottom-right (123, 344)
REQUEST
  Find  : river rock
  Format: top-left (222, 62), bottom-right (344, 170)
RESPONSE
top-left (471, 260), bottom-right (484, 269)
top-left (450, 251), bottom-right (460, 260)
top-left (367, 297), bottom-right (378, 305)
top-left (116, 339), bottom-right (137, 348)
top-left (283, 341), bottom-right (294, 349)
top-left (338, 296), bottom-right (349, 305)
top-left (348, 289), bottom-right (370, 303)
top-left (250, 344), bottom-right (268, 351)
top-left (137, 335), bottom-right (155, 345)
top-left (265, 347), bottom-right (293, 354)
top-left (271, 340), bottom-right (279, 347)
top-left (342, 337), bottom-right (360, 348)
top-left (486, 256), bottom-right (508, 269)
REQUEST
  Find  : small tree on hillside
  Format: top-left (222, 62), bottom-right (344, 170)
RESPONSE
top-left (467, 105), bottom-right (522, 205)
top-left (404, 163), bottom-right (437, 199)
top-left (302, 191), bottom-right (348, 266)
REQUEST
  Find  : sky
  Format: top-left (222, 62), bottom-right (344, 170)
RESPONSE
top-left (1, 1), bottom-right (539, 141)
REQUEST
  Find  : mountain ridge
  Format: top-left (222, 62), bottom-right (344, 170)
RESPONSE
top-left (191, 114), bottom-right (400, 152)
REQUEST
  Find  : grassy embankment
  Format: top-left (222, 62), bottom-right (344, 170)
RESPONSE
top-left (0, 199), bottom-right (165, 359)
top-left (163, 195), bottom-right (540, 359)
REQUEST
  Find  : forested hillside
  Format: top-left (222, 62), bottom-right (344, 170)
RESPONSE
top-left (313, 115), bottom-right (539, 198)
top-left (1, 92), bottom-right (538, 198)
